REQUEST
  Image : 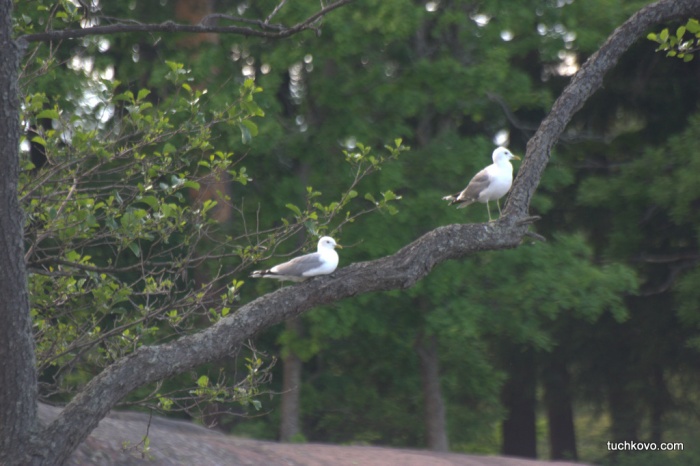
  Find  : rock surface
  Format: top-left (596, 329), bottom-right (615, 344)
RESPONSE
top-left (39, 404), bottom-right (590, 466)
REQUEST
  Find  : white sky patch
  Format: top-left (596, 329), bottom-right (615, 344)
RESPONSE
top-left (494, 129), bottom-right (510, 147)
top-left (556, 51), bottom-right (579, 76)
top-left (242, 65), bottom-right (255, 78)
top-left (471, 13), bottom-right (491, 27)
top-left (289, 62), bottom-right (305, 104)
top-left (425, 1), bottom-right (438, 12)
top-left (500, 30), bottom-right (514, 42)
top-left (98, 38), bottom-right (110, 52)
top-left (295, 115), bottom-right (308, 133)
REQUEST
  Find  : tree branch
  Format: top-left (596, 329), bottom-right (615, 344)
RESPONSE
top-left (40, 220), bottom-right (526, 463)
top-left (505, 0), bottom-right (700, 218)
top-left (20, 0), bottom-right (355, 43)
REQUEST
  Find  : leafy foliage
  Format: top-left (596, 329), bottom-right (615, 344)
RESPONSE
top-left (648, 18), bottom-right (700, 62)
top-left (19, 36), bottom-right (404, 412)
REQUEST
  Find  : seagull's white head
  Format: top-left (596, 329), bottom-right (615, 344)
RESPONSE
top-left (317, 236), bottom-right (341, 251)
top-left (492, 147), bottom-right (521, 164)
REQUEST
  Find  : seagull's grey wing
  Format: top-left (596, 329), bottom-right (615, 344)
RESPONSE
top-left (271, 252), bottom-right (325, 276)
top-left (450, 169), bottom-right (491, 207)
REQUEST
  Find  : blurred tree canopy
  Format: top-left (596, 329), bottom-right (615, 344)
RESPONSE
top-left (5, 0), bottom-right (700, 464)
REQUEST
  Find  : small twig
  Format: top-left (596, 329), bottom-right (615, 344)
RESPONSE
top-left (21, 0), bottom-right (356, 42)
top-left (516, 215), bottom-right (541, 226)
top-left (265, 0), bottom-right (289, 25)
top-left (524, 230), bottom-right (547, 242)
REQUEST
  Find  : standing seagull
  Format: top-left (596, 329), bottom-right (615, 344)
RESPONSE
top-left (442, 146), bottom-right (521, 221)
top-left (250, 236), bottom-right (341, 282)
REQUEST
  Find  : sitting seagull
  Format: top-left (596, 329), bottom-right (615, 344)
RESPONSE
top-left (250, 236), bottom-right (341, 282)
top-left (442, 146), bottom-right (521, 221)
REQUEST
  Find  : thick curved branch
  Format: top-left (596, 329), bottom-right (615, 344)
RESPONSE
top-left (506, 0), bottom-right (700, 218)
top-left (20, 0), bottom-right (354, 43)
top-left (36, 0), bottom-right (700, 463)
top-left (40, 220), bottom-right (526, 464)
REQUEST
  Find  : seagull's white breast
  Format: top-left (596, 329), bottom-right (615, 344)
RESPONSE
top-left (478, 163), bottom-right (514, 203)
top-left (302, 249), bottom-right (339, 277)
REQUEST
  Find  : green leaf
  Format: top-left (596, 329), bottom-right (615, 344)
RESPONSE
top-left (165, 61), bottom-right (183, 72)
top-left (137, 89), bottom-right (151, 101)
top-left (36, 109), bottom-right (60, 120)
top-left (239, 121), bottom-right (256, 144)
top-left (659, 28), bottom-right (669, 42)
top-left (127, 242), bottom-right (141, 258)
top-left (239, 125), bottom-right (252, 144)
top-left (286, 203), bottom-right (302, 216)
top-left (383, 190), bottom-right (398, 201)
top-left (31, 135), bottom-right (47, 147)
top-left (163, 143), bottom-right (177, 155)
top-left (241, 119), bottom-right (258, 137)
top-left (686, 19), bottom-right (700, 34)
top-left (677, 26), bottom-right (687, 41)
top-left (197, 375), bottom-right (209, 388)
top-left (138, 196), bottom-right (160, 209)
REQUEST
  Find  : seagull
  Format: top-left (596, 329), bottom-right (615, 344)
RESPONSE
top-left (250, 236), bottom-right (341, 282)
top-left (442, 146), bottom-right (521, 221)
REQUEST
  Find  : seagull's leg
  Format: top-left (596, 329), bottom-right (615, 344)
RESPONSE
top-left (486, 201), bottom-right (493, 222)
top-left (496, 199), bottom-right (503, 218)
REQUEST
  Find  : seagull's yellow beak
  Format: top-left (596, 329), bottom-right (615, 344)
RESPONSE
top-left (335, 243), bottom-right (343, 249)
top-left (512, 154), bottom-right (521, 161)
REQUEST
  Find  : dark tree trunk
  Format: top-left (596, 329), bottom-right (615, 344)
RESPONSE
top-left (415, 333), bottom-right (449, 452)
top-left (501, 347), bottom-right (537, 459)
top-left (0, 2), bottom-right (39, 463)
top-left (649, 365), bottom-right (666, 445)
top-left (543, 357), bottom-right (577, 460)
top-left (608, 379), bottom-right (640, 443)
top-left (279, 318), bottom-right (303, 442)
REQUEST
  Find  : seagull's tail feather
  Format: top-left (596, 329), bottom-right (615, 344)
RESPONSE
top-left (442, 194), bottom-right (474, 209)
top-left (250, 269), bottom-right (272, 278)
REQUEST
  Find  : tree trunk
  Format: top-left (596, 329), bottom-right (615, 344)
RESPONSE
top-left (543, 357), bottom-right (577, 460)
top-left (608, 378), bottom-right (640, 444)
top-left (279, 318), bottom-right (303, 442)
top-left (0, 2), bottom-right (39, 463)
top-left (501, 347), bottom-right (537, 459)
top-left (416, 333), bottom-right (449, 452)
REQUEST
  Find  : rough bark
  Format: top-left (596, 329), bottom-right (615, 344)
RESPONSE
top-left (1, 0), bottom-right (699, 464)
top-left (279, 318), bottom-right (303, 442)
top-left (0, 1), bottom-right (39, 464)
top-left (416, 333), bottom-right (449, 452)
